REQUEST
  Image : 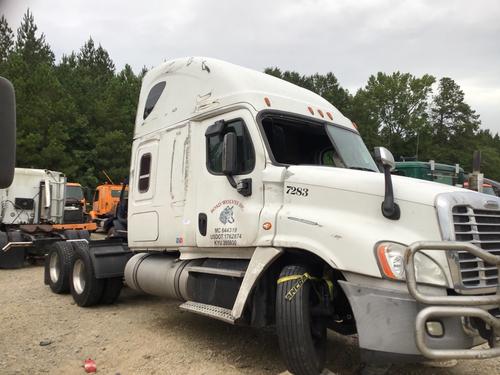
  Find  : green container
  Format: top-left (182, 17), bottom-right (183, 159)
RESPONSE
top-left (394, 161), bottom-right (465, 186)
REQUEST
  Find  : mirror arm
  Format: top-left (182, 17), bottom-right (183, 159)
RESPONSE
top-left (381, 165), bottom-right (400, 220)
top-left (226, 174), bottom-right (237, 189)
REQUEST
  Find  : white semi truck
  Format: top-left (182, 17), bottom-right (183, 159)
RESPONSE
top-left (0, 168), bottom-right (91, 268)
top-left (44, 58), bottom-right (500, 375)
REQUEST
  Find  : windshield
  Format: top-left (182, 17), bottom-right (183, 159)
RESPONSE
top-left (325, 125), bottom-right (378, 171)
top-left (260, 114), bottom-right (377, 171)
top-left (111, 189), bottom-right (128, 198)
top-left (66, 185), bottom-right (84, 200)
top-left (483, 186), bottom-right (496, 196)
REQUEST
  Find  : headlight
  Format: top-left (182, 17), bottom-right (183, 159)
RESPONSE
top-left (375, 242), bottom-right (447, 287)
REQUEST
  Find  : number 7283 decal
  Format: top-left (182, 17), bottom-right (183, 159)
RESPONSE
top-left (286, 185), bottom-right (309, 197)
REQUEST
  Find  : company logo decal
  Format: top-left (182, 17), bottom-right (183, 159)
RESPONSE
top-left (209, 199), bottom-right (243, 246)
top-left (219, 206), bottom-right (235, 225)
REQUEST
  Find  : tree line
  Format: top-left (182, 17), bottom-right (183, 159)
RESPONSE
top-left (1, 10), bottom-right (499, 188)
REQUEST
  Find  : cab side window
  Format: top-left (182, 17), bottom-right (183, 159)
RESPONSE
top-left (143, 82), bottom-right (166, 120)
top-left (138, 153), bottom-right (152, 192)
top-left (206, 119), bottom-right (255, 175)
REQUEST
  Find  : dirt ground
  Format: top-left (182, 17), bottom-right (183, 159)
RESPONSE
top-left (1, 266), bottom-right (500, 375)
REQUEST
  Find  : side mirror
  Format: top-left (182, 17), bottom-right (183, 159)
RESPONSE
top-left (222, 132), bottom-right (238, 175)
top-left (374, 147), bottom-right (395, 171)
top-left (374, 146), bottom-right (400, 220)
top-left (0, 77), bottom-right (16, 188)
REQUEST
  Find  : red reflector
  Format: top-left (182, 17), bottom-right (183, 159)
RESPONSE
top-left (264, 97), bottom-right (271, 107)
top-left (307, 106), bottom-right (314, 115)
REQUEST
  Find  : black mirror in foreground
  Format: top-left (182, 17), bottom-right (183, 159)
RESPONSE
top-left (374, 146), bottom-right (400, 220)
top-left (222, 132), bottom-right (238, 175)
top-left (0, 77), bottom-right (16, 188)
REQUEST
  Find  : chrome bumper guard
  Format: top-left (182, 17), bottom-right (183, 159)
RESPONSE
top-left (404, 241), bottom-right (500, 360)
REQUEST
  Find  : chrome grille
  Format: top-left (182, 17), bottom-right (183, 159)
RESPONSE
top-left (452, 205), bottom-right (500, 288)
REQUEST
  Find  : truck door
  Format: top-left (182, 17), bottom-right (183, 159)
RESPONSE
top-left (129, 140), bottom-right (160, 242)
top-left (195, 109), bottom-right (264, 247)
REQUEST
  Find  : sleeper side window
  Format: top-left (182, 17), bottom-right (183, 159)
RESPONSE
top-left (138, 153), bottom-right (152, 193)
top-left (143, 81), bottom-right (166, 120)
top-left (206, 119), bottom-right (255, 175)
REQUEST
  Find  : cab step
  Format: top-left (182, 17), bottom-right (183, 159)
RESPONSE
top-left (179, 301), bottom-right (235, 324)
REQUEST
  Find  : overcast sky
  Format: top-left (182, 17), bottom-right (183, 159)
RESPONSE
top-left (2, 0), bottom-right (500, 134)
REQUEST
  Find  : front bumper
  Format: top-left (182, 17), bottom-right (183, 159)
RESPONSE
top-left (340, 241), bottom-right (500, 362)
top-left (404, 241), bottom-right (500, 360)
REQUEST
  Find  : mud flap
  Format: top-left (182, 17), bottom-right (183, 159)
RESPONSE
top-left (84, 239), bottom-right (133, 279)
top-left (0, 247), bottom-right (25, 269)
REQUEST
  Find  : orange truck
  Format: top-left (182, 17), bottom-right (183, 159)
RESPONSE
top-left (89, 183), bottom-right (128, 228)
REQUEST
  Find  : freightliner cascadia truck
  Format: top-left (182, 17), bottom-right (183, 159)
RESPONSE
top-left (43, 58), bottom-right (500, 375)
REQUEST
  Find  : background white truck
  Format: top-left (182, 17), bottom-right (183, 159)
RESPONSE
top-left (0, 168), bottom-right (91, 268)
top-left (43, 58), bottom-right (500, 375)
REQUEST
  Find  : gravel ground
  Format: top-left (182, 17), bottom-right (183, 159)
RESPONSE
top-left (1, 265), bottom-right (500, 375)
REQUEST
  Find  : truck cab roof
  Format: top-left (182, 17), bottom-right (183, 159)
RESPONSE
top-left (134, 57), bottom-right (355, 138)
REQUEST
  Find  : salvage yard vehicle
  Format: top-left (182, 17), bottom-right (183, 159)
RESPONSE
top-left (89, 183), bottom-right (127, 227)
top-left (394, 160), bottom-right (465, 186)
top-left (0, 168), bottom-right (94, 268)
top-left (45, 58), bottom-right (500, 375)
top-left (64, 182), bottom-right (88, 224)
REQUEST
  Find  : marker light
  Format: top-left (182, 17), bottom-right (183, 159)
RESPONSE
top-left (262, 222), bottom-right (272, 230)
top-left (352, 121), bottom-right (358, 130)
top-left (317, 109), bottom-right (324, 118)
top-left (264, 97), bottom-right (271, 107)
top-left (307, 106), bottom-right (314, 115)
top-left (326, 112), bottom-right (333, 120)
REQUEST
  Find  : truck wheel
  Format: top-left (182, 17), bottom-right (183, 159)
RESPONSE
top-left (100, 277), bottom-right (123, 304)
top-left (276, 264), bottom-right (327, 375)
top-left (70, 244), bottom-right (104, 307)
top-left (45, 241), bottom-right (75, 293)
top-left (0, 231), bottom-right (25, 269)
top-left (107, 227), bottom-right (117, 238)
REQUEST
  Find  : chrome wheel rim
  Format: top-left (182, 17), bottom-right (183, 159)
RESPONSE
top-left (49, 251), bottom-right (60, 283)
top-left (73, 259), bottom-right (86, 294)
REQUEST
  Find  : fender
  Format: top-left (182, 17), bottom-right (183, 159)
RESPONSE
top-left (232, 246), bottom-right (282, 321)
top-left (232, 245), bottom-right (340, 321)
top-left (70, 239), bottom-right (133, 279)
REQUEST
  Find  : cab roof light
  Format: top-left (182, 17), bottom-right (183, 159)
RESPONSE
top-left (317, 109), bottom-right (324, 118)
top-left (326, 112), bottom-right (333, 120)
top-left (307, 106), bottom-right (314, 115)
top-left (264, 97), bottom-right (271, 107)
top-left (352, 121), bottom-right (359, 130)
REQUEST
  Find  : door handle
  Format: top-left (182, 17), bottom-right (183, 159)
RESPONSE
top-left (198, 213), bottom-right (207, 236)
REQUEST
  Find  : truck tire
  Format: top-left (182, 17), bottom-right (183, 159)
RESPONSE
top-left (276, 264), bottom-right (327, 375)
top-left (99, 277), bottom-right (123, 304)
top-left (45, 241), bottom-right (75, 294)
top-left (70, 243), bottom-right (104, 307)
top-left (0, 231), bottom-right (25, 269)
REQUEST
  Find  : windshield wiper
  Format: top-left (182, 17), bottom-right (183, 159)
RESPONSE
top-left (349, 166), bottom-right (377, 172)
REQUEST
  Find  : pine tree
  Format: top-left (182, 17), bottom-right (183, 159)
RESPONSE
top-left (0, 15), bottom-right (14, 65)
top-left (15, 9), bottom-right (54, 66)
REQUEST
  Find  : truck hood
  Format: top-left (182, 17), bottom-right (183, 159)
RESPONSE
top-left (285, 165), bottom-right (466, 207)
